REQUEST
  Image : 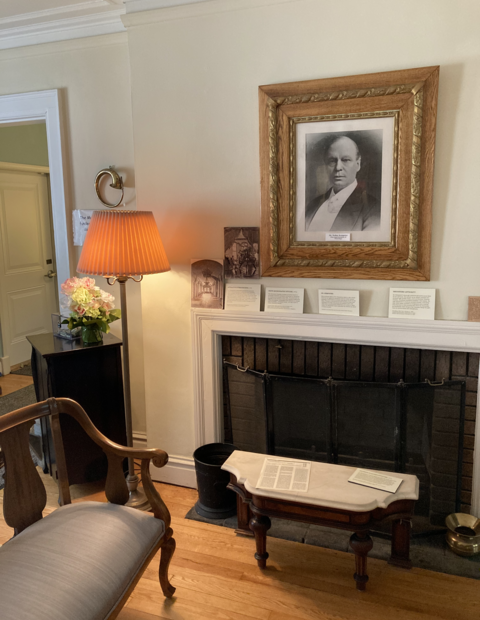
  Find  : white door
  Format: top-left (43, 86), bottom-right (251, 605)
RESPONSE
top-left (0, 170), bottom-right (58, 366)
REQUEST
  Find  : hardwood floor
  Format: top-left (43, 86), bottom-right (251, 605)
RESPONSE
top-left (0, 373), bottom-right (33, 396)
top-left (1, 472), bottom-right (479, 619)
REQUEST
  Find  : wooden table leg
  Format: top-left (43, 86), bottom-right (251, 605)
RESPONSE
top-left (235, 494), bottom-right (254, 537)
top-left (349, 531), bottom-right (373, 591)
top-left (249, 514), bottom-right (271, 569)
top-left (388, 518), bottom-right (412, 569)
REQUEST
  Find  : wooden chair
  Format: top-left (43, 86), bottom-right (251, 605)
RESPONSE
top-left (0, 397), bottom-right (176, 620)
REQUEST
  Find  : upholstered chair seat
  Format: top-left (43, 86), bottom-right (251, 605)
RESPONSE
top-left (0, 502), bottom-right (165, 620)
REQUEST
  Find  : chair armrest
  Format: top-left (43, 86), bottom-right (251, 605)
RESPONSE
top-left (51, 398), bottom-right (172, 525)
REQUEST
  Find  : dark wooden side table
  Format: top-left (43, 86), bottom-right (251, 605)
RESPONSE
top-left (28, 333), bottom-right (127, 485)
top-left (222, 451), bottom-right (419, 591)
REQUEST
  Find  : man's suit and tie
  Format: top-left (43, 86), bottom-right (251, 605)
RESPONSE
top-left (305, 183), bottom-right (381, 232)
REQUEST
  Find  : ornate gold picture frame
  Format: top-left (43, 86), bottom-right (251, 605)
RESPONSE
top-left (259, 66), bottom-right (439, 280)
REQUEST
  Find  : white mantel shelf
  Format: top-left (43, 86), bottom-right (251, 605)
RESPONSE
top-left (191, 309), bottom-right (480, 515)
top-left (192, 310), bottom-right (480, 353)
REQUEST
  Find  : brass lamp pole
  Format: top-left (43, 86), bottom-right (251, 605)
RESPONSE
top-left (77, 210), bottom-right (170, 509)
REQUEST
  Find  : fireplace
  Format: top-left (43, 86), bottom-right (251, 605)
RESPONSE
top-left (222, 342), bottom-right (468, 530)
top-left (191, 309), bottom-right (480, 519)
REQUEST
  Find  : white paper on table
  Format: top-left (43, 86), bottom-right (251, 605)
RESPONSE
top-left (348, 468), bottom-right (403, 494)
top-left (318, 289), bottom-right (359, 316)
top-left (264, 287), bottom-right (304, 314)
top-left (256, 457), bottom-right (311, 492)
top-left (224, 283), bottom-right (261, 312)
top-left (388, 288), bottom-right (436, 320)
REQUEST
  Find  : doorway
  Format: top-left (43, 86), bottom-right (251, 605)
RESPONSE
top-left (0, 155), bottom-right (58, 366)
top-left (0, 90), bottom-right (70, 375)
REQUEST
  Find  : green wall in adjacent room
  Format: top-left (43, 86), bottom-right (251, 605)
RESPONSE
top-left (0, 123), bottom-right (49, 167)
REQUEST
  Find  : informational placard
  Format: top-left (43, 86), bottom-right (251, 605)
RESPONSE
top-left (388, 288), bottom-right (436, 320)
top-left (72, 210), bottom-right (94, 246)
top-left (224, 283), bottom-right (261, 312)
top-left (318, 289), bottom-right (359, 316)
top-left (325, 233), bottom-right (351, 242)
top-left (257, 457), bottom-right (311, 492)
top-left (264, 287), bottom-right (304, 314)
top-left (348, 468), bottom-right (403, 494)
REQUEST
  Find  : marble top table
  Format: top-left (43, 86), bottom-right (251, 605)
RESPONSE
top-left (222, 451), bottom-right (419, 591)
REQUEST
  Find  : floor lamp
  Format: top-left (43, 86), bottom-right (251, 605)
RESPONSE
top-left (77, 210), bottom-right (170, 510)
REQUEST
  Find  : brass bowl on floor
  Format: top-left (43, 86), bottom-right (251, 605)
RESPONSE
top-left (445, 513), bottom-right (480, 557)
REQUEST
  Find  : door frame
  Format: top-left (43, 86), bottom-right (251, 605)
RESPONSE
top-left (0, 90), bottom-right (70, 291)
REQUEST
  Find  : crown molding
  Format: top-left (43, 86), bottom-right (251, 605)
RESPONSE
top-left (0, 5), bottom-right (125, 50)
top-left (0, 32), bottom-right (128, 60)
top-left (122, 0), bottom-right (302, 27)
top-left (0, 1), bottom-right (111, 26)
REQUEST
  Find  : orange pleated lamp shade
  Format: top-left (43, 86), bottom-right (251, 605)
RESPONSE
top-left (77, 210), bottom-right (170, 277)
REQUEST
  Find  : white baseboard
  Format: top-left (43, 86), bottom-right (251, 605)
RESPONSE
top-left (149, 454), bottom-right (197, 489)
top-left (1, 356), bottom-right (10, 375)
top-left (132, 431), bottom-right (147, 449)
top-left (133, 431), bottom-right (196, 488)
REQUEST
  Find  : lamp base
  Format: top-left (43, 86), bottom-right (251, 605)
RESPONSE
top-left (126, 473), bottom-right (151, 511)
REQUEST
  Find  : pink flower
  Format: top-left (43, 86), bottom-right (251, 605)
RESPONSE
top-left (61, 277), bottom-right (82, 295)
top-left (82, 278), bottom-right (96, 290)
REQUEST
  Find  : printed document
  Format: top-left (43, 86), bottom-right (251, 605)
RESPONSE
top-left (256, 457), bottom-right (311, 492)
top-left (348, 468), bottom-right (403, 494)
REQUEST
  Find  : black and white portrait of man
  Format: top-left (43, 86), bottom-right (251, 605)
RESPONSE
top-left (305, 134), bottom-right (381, 232)
top-left (295, 119), bottom-right (394, 243)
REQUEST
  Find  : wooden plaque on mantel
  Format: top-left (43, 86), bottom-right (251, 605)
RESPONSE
top-left (468, 297), bottom-right (480, 322)
top-left (259, 66), bottom-right (439, 281)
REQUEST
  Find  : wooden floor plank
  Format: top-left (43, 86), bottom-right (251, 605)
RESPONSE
top-left (0, 373), bottom-right (33, 396)
top-left (129, 577), bottom-right (271, 620)
top-left (118, 608), bottom-right (161, 620)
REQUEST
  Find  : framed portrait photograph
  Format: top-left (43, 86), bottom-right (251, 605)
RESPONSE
top-left (259, 66), bottom-right (439, 280)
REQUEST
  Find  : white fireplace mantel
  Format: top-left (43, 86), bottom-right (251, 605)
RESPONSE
top-left (191, 309), bottom-right (480, 515)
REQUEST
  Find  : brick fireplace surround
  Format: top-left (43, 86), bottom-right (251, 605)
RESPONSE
top-left (191, 309), bottom-right (480, 517)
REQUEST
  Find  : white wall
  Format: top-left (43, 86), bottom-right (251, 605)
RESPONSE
top-left (0, 34), bottom-right (147, 432)
top-left (123, 0), bottom-right (480, 463)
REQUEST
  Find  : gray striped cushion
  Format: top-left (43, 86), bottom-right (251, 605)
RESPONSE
top-left (0, 501), bottom-right (164, 620)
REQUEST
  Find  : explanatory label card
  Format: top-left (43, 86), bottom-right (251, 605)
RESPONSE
top-left (348, 468), bottom-right (403, 494)
top-left (264, 287), bottom-right (304, 314)
top-left (318, 289), bottom-right (359, 316)
top-left (388, 288), bottom-right (436, 320)
top-left (224, 283), bottom-right (261, 312)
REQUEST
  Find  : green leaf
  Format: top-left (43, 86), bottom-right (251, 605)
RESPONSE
top-left (109, 309), bottom-right (122, 321)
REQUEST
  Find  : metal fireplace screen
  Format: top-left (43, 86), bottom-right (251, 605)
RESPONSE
top-left (223, 362), bottom-right (465, 528)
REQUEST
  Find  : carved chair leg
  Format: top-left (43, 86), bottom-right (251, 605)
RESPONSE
top-left (349, 531), bottom-right (373, 591)
top-left (249, 514), bottom-right (271, 569)
top-left (159, 529), bottom-right (176, 598)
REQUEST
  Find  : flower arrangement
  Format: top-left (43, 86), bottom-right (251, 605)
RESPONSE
top-left (61, 277), bottom-right (121, 333)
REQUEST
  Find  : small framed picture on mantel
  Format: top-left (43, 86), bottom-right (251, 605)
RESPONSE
top-left (259, 66), bottom-right (439, 281)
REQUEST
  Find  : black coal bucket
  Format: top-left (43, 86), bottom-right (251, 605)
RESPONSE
top-left (193, 443), bottom-right (237, 519)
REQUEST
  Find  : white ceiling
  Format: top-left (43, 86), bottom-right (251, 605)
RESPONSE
top-left (0, 0), bottom-right (208, 49)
